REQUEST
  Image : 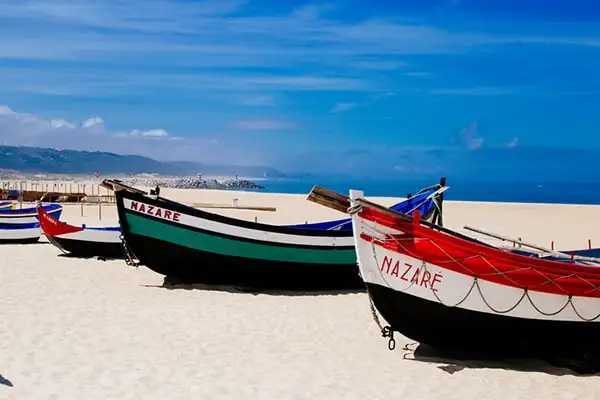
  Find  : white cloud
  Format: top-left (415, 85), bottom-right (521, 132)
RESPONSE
top-left (456, 121), bottom-right (484, 150)
top-left (0, 104), bottom-right (171, 155)
top-left (130, 128), bottom-right (169, 137)
top-left (0, 105), bottom-right (16, 116)
top-left (49, 119), bottom-right (75, 130)
top-left (506, 137), bottom-right (519, 148)
top-left (81, 116), bottom-right (104, 129)
top-left (0, 104), bottom-right (274, 165)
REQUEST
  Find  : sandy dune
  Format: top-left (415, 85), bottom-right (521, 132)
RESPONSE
top-left (2, 187), bottom-right (600, 399)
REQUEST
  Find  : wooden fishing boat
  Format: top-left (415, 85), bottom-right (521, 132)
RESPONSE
top-left (100, 178), bottom-right (448, 290)
top-left (309, 187), bottom-right (600, 372)
top-left (0, 201), bottom-right (15, 211)
top-left (37, 205), bottom-right (123, 258)
top-left (0, 203), bottom-right (63, 244)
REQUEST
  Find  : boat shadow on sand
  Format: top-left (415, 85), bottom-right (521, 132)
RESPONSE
top-left (402, 342), bottom-right (600, 376)
top-left (56, 253), bottom-right (116, 262)
top-left (141, 280), bottom-right (366, 297)
top-left (0, 373), bottom-right (13, 387)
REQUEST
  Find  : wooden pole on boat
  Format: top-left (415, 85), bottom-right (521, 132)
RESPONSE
top-left (463, 225), bottom-right (600, 264)
top-left (188, 203), bottom-right (276, 212)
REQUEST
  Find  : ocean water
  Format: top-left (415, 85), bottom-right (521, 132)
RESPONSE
top-left (250, 179), bottom-right (600, 205)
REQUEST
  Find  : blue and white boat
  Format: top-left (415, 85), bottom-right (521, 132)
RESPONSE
top-left (0, 203), bottom-right (63, 243)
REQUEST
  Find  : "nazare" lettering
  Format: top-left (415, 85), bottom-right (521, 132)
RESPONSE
top-left (380, 255), bottom-right (442, 292)
top-left (130, 201), bottom-right (181, 222)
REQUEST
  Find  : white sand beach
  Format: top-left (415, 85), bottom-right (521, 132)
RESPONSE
top-left (3, 187), bottom-right (600, 399)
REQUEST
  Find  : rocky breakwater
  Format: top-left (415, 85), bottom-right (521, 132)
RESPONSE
top-left (121, 176), bottom-right (265, 191)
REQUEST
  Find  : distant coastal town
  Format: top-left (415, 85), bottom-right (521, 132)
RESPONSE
top-left (0, 172), bottom-right (266, 193)
top-left (118, 174), bottom-right (266, 190)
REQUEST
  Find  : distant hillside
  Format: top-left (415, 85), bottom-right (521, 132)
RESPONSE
top-left (0, 145), bottom-right (285, 178)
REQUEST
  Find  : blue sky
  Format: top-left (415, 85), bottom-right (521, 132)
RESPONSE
top-left (0, 0), bottom-right (599, 179)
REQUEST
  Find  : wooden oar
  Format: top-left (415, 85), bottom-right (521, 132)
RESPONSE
top-left (306, 185), bottom-right (351, 214)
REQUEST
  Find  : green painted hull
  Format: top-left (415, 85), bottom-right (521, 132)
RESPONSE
top-left (126, 212), bottom-right (357, 265)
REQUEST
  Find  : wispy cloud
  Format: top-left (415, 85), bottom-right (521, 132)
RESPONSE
top-left (505, 137), bottom-right (519, 148)
top-left (453, 121), bottom-right (484, 150)
top-left (329, 102), bottom-right (359, 113)
top-left (229, 118), bottom-right (300, 130)
top-left (405, 72), bottom-right (431, 78)
top-left (0, 67), bottom-right (370, 97)
top-left (130, 129), bottom-right (169, 138)
top-left (235, 95), bottom-right (278, 107)
top-left (430, 86), bottom-right (525, 96)
top-left (0, 0), bottom-right (598, 98)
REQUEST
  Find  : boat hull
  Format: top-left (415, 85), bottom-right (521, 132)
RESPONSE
top-left (46, 234), bottom-right (124, 259)
top-left (348, 190), bottom-right (600, 368)
top-left (124, 232), bottom-right (362, 289)
top-left (365, 281), bottom-right (600, 356)
top-left (36, 205), bottom-right (123, 258)
top-left (0, 202), bottom-right (15, 211)
top-left (0, 225), bottom-right (41, 244)
top-left (0, 204), bottom-right (62, 225)
top-left (114, 191), bottom-right (361, 290)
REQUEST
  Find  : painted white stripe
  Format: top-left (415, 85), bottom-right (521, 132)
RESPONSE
top-left (0, 208), bottom-right (62, 225)
top-left (0, 227), bottom-right (41, 241)
top-left (58, 229), bottom-right (122, 243)
top-left (0, 215), bottom-right (42, 224)
top-left (353, 212), bottom-right (600, 323)
top-left (122, 198), bottom-right (355, 247)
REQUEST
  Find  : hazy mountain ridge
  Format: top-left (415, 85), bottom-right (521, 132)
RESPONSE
top-left (0, 145), bottom-right (285, 177)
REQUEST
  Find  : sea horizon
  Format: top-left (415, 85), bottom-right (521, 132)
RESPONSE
top-left (253, 178), bottom-right (600, 206)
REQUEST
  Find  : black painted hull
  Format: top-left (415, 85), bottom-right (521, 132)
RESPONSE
top-left (367, 282), bottom-right (600, 357)
top-left (47, 235), bottom-right (124, 259)
top-left (125, 232), bottom-right (364, 290)
top-left (0, 237), bottom-right (40, 245)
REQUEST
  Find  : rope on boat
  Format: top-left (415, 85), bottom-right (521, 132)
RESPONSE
top-left (365, 284), bottom-right (396, 350)
top-left (119, 233), bottom-right (139, 267)
top-left (360, 223), bottom-right (600, 351)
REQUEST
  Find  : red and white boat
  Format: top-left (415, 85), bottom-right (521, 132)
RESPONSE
top-left (37, 204), bottom-right (124, 259)
top-left (308, 186), bottom-right (600, 372)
